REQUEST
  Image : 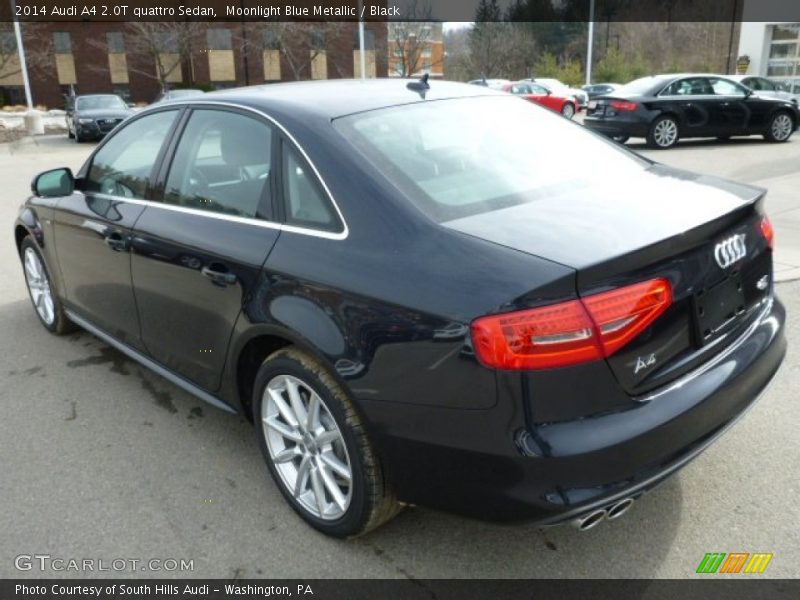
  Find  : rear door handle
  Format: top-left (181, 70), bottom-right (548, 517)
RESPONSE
top-left (104, 232), bottom-right (128, 252)
top-left (201, 265), bottom-right (237, 286)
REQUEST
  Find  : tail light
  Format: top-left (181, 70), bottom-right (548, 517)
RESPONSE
top-left (760, 216), bottom-right (774, 249)
top-left (471, 278), bottom-right (672, 370)
top-left (609, 100), bottom-right (638, 112)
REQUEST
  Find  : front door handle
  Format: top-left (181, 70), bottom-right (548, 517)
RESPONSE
top-left (104, 232), bottom-right (128, 252)
top-left (201, 265), bottom-right (237, 286)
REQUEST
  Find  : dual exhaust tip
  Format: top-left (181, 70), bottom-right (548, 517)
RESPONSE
top-left (571, 497), bottom-right (635, 531)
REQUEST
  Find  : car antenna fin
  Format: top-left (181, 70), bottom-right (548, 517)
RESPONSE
top-left (406, 73), bottom-right (430, 98)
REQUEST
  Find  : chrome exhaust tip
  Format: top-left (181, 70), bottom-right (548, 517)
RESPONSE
top-left (606, 497), bottom-right (635, 521)
top-left (572, 509), bottom-right (607, 531)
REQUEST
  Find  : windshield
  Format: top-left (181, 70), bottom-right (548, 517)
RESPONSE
top-left (335, 96), bottom-right (648, 223)
top-left (76, 96), bottom-right (127, 110)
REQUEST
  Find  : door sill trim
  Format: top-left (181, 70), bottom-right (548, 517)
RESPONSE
top-left (65, 309), bottom-right (236, 414)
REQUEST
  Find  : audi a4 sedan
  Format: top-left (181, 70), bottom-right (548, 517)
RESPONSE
top-left (16, 80), bottom-right (786, 537)
top-left (584, 73), bottom-right (799, 148)
top-left (65, 94), bottom-right (135, 143)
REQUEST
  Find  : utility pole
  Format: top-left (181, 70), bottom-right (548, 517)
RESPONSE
top-left (11, 1), bottom-right (33, 109)
top-left (586, 0), bottom-right (595, 86)
top-left (358, 0), bottom-right (366, 79)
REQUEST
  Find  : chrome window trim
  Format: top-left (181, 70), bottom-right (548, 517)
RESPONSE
top-left (91, 99), bottom-right (349, 241)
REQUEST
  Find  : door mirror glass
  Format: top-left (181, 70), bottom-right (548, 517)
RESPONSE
top-left (32, 168), bottom-right (74, 197)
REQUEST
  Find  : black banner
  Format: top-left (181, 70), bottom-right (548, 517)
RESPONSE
top-left (2, 0), bottom-right (800, 23)
top-left (3, 580), bottom-right (800, 600)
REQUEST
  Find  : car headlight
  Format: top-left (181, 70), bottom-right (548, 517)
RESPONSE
top-left (77, 118), bottom-right (94, 124)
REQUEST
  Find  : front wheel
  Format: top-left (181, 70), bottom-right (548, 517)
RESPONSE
top-left (254, 348), bottom-right (400, 537)
top-left (20, 237), bottom-right (75, 334)
top-left (646, 115), bottom-right (680, 149)
top-left (764, 112), bottom-right (794, 143)
top-left (561, 102), bottom-right (575, 119)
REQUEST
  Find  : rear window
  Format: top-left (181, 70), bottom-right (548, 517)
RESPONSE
top-left (334, 96), bottom-right (647, 222)
top-left (616, 77), bottom-right (666, 96)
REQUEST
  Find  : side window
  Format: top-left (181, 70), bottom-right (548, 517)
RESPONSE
top-left (85, 110), bottom-right (178, 199)
top-left (531, 84), bottom-right (548, 94)
top-left (743, 77), bottom-right (761, 90)
top-left (282, 144), bottom-right (339, 232)
top-left (510, 84), bottom-right (524, 94)
top-left (710, 78), bottom-right (747, 97)
top-left (164, 110), bottom-right (272, 219)
top-left (760, 78), bottom-right (776, 91)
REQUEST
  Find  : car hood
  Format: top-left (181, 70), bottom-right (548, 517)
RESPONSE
top-left (76, 109), bottom-right (133, 119)
top-left (443, 163), bottom-right (764, 274)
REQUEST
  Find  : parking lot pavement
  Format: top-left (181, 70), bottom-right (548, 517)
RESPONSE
top-left (1, 134), bottom-right (798, 579)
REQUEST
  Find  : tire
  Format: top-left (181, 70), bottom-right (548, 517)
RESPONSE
top-left (646, 115), bottom-right (680, 149)
top-left (561, 102), bottom-right (575, 119)
top-left (611, 135), bottom-right (629, 144)
top-left (20, 237), bottom-right (76, 335)
top-left (67, 127), bottom-right (74, 139)
top-left (74, 129), bottom-right (83, 143)
top-left (253, 347), bottom-right (400, 537)
top-left (763, 111), bottom-right (794, 143)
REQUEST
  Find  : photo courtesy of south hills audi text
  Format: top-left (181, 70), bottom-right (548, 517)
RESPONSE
top-left (14, 584), bottom-right (315, 597)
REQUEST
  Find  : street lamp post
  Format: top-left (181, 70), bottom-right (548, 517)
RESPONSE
top-left (586, 0), bottom-right (595, 86)
top-left (358, 0), bottom-right (366, 79)
top-left (11, 1), bottom-right (34, 109)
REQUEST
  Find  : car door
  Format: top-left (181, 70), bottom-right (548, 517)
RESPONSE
top-left (659, 77), bottom-right (715, 136)
top-left (53, 108), bottom-right (181, 349)
top-left (708, 77), bottom-right (749, 134)
top-left (130, 106), bottom-right (281, 391)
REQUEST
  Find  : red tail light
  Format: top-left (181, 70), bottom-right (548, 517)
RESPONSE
top-left (609, 100), bottom-right (638, 112)
top-left (760, 216), bottom-right (774, 249)
top-left (471, 278), bottom-right (672, 370)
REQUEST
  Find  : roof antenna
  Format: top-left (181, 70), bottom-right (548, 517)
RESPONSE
top-left (407, 73), bottom-right (430, 98)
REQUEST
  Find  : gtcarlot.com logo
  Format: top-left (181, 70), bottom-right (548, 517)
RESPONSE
top-left (696, 552), bottom-right (773, 574)
top-left (14, 554), bottom-right (194, 573)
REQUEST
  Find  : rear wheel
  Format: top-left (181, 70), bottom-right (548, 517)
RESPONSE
top-left (764, 112), bottom-right (794, 142)
top-left (561, 102), bottom-right (575, 119)
top-left (253, 348), bottom-right (400, 537)
top-left (20, 237), bottom-right (75, 335)
top-left (646, 115), bottom-right (680, 149)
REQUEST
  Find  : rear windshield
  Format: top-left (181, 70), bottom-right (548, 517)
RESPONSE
top-left (334, 96), bottom-right (647, 223)
top-left (616, 77), bottom-right (667, 96)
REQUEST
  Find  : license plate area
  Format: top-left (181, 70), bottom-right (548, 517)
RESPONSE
top-left (692, 275), bottom-right (746, 344)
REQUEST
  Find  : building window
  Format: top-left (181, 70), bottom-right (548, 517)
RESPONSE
top-left (53, 32), bottom-right (72, 54)
top-left (207, 28), bottom-right (232, 51)
top-left (422, 46), bottom-right (432, 58)
top-left (310, 30), bottom-right (326, 51)
top-left (107, 32), bottom-right (125, 54)
top-left (393, 45), bottom-right (404, 58)
top-left (154, 32), bottom-right (179, 53)
top-left (353, 30), bottom-right (375, 50)
top-left (0, 31), bottom-right (16, 54)
top-left (767, 23), bottom-right (800, 93)
top-left (263, 29), bottom-right (280, 50)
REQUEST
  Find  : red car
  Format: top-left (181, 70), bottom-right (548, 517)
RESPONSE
top-left (502, 81), bottom-right (578, 119)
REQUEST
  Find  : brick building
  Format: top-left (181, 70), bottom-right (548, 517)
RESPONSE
top-left (0, 21), bottom-right (388, 108)
top-left (387, 22), bottom-right (444, 79)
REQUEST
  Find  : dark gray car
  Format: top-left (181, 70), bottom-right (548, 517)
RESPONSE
top-left (66, 94), bottom-right (134, 143)
top-left (729, 75), bottom-right (799, 105)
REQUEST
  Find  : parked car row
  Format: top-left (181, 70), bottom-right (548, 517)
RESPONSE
top-left (583, 73), bottom-right (799, 149)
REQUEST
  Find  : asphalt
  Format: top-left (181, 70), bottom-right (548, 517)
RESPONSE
top-left (0, 134), bottom-right (798, 579)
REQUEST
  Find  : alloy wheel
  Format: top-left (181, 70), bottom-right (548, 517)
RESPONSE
top-left (562, 103), bottom-right (575, 119)
top-left (653, 118), bottom-right (678, 147)
top-left (261, 374), bottom-right (353, 520)
top-left (771, 114), bottom-right (793, 141)
top-left (23, 247), bottom-right (55, 326)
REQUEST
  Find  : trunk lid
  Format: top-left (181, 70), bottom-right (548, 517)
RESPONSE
top-left (445, 164), bottom-right (773, 396)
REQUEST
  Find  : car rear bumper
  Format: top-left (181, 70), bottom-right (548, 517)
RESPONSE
top-left (584, 116), bottom-right (649, 138)
top-left (367, 294), bottom-right (786, 523)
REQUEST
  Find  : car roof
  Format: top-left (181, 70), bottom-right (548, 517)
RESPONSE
top-left (194, 79), bottom-right (502, 120)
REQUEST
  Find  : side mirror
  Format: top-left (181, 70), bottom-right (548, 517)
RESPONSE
top-left (32, 168), bottom-right (74, 198)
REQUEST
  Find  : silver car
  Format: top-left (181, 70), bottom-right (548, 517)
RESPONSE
top-left (729, 75), bottom-right (799, 105)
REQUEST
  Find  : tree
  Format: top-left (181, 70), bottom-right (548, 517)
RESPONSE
top-left (86, 22), bottom-right (206, 93)
top-left (248, 22), bottom-right (350, 81)
top-left (0, 22), bottom-right (53, 86)
top-left (388, 0), bottom-right (440, 77)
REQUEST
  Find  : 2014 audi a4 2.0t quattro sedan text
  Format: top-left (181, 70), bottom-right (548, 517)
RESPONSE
top-left (15, 80), bottom-right (786, 537)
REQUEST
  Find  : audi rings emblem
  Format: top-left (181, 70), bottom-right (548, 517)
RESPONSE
top-left (714, 234), bottom-right (747, 269)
